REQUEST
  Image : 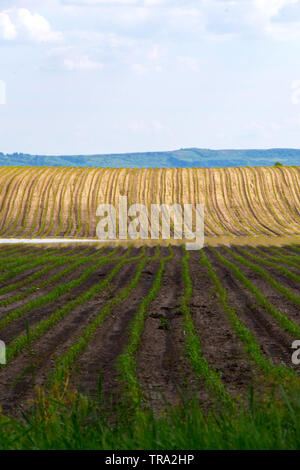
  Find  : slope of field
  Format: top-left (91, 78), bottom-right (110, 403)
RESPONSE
top-left (0, 244), bottom-right (299, 417)
top-left (0, 166), bottom-right (299, 239)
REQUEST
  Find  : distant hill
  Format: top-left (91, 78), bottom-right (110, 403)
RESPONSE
top-left (0, 148), bottom-right (299, 167)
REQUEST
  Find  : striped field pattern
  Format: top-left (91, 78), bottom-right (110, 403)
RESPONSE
top-left (0, 243), bottom-right (300, 416)
top-left (0, 166), bottom-right (299, 238)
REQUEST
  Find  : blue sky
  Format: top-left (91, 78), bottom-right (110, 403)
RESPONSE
top-left (1, 0), bottom-right (300, 155)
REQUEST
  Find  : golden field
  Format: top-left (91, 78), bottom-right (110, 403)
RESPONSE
top-left (0, 166), bottom-right (299, 240)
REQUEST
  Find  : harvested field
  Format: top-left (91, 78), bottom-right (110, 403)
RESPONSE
top-left (0, 243), bottom-right (299, 417)
top-left (0, 166), bottom-right (300, 239)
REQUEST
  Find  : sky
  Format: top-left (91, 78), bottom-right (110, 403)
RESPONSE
top-left (1, 0), bottom-right (300, 155)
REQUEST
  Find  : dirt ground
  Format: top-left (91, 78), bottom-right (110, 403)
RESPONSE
top-left (0, 244), bottom-right (299, 416)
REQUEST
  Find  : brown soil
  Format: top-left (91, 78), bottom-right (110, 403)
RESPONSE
top-left (206, 248), bottom-right (297, 369)
top-left (0, 245), bottom-right (299, 418)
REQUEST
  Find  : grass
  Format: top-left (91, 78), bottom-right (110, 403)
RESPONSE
top-left (2, 385), bottom-right (300, 449)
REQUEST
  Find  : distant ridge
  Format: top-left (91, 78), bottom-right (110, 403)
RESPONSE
top-left (0, 148), bottom-right (299, 168)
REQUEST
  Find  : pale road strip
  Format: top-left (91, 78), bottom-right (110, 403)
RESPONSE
top-left (0, 238), bottom-right (106, 244)
top-left (0, 236), bottom-right (299, 247)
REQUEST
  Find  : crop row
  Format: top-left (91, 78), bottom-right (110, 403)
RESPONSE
top-left (0, 244), bottom-right (299, 412)
top-left (0, 167), bottom-right (299, 238)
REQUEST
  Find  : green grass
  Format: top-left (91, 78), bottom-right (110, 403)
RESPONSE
top-left (2, 386), bottom-right (300, 449)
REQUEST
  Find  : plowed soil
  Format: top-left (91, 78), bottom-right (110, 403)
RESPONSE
top-left (0, 244), bottom-right (299, 417)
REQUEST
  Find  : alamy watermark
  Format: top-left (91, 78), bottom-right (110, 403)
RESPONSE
top-left (96, 196), bottom-right (204, 250)
top-left (0, 340), bottom-right (6, 365)
top-left (0, 80), bottom-right (6, 105)
top-left (292, 340), bottom-right (300, 365)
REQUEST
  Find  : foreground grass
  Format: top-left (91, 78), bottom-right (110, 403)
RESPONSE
top-left (1, 387), bottom-right (300, 450)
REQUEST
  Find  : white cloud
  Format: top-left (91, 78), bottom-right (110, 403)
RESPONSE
top-left (0, 8), bottom-right (63, 43)
top-left (251, 0), bottom-right (300, 39)
top-left (131, 61), bottom-right (163, 74)
top-left (265, 21), bottom-right (300, 40)
top-left (291, 79), bottom-right (300, 104)
top-left (132, 63), bottom-right (147, 75)
top-left (0, 80), bottom-right (6, 105)
top-left (0, 12), bottom-right (17, 40)
top-left (254, 0), bottom-right (299, 19)
top-left (178, 56), bottom-right (200, 72)
top-left (169, 6), bottom-right (205, 33)
top-left (129, 119), bottom-right (165, 134)
top-left (17, 8), bottom-right (63, 42)
top-left (148, 44), bottom-right (165, 60)
top-left (63, 55), bottom-right (103, 70)
top-left (63, 0), bottom-right (166, 4)
top-left (64, 0), bottom-right (139, 4)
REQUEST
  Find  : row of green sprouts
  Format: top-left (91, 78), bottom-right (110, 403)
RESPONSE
top-left (0, 243), bottom-right (299, 414)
